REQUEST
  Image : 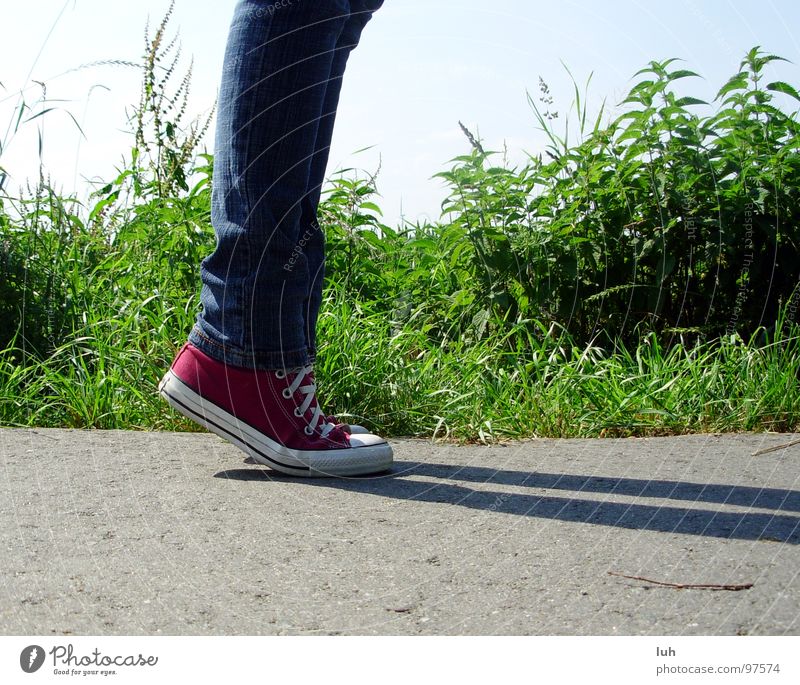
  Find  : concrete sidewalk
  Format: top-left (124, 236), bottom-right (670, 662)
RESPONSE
top-left (1, 428), bottom-right (799, 635)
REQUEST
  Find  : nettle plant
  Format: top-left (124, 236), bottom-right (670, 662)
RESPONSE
top-left (432, 48), bottom-right (800, 347)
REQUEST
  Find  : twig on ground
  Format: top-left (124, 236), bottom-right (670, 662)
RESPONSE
top-left (608, 571), bottom-right (753, 591)
top-left (751, 438), bottom-right (800, 456)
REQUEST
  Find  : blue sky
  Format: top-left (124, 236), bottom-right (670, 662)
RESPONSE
top-left (1, 0), bottom-right (799, 227)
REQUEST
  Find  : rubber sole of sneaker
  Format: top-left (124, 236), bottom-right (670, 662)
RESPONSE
top-left (158, 369), bottom-right (393, 477)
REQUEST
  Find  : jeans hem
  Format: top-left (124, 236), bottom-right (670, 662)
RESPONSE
top-left (189, 326), bottom-right (311, 371)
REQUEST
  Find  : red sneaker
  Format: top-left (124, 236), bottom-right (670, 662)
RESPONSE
top-left (158, 344), bottom-right (392, 477)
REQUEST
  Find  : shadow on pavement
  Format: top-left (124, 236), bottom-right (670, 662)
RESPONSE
top-left (214, 459), bottom-right (800, 544)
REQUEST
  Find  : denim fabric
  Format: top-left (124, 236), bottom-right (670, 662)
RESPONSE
top-left (190, 0), bottom-right (383, 370)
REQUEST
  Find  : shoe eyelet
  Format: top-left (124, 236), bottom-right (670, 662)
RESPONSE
top-left (293, 407), bottom-right (303, 418)
top-left (282, 388), bottom-right (292, 399)
top-left (275, 369), bottom-right (286, 379)
top-left (304, 426), bottom-right (314, 436)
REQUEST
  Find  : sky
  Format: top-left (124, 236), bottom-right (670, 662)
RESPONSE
top-left (1, 0), bottom-right (799, 228)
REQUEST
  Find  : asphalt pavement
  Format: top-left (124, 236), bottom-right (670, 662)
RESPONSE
top-left (1, 428), bottom-right (799, 635)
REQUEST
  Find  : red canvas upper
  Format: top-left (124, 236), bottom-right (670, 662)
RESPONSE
top-left (170, 343), bottom-right (351, 451)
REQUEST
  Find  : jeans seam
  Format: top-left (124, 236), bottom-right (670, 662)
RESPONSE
top-left (192, 326), bottom-right (310, 370)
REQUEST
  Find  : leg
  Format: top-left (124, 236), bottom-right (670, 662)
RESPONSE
top-left (190, 0), bottom-right (352, 370)
top-left (301, 0), bottom-right (385, 361)
top-left (162, 0), bottom-right (392, 476)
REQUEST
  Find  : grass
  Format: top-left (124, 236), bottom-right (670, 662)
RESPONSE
top-left (302, 293), bottom-right (800, 440)
top-left (1, 285), bottom-right (798, 441)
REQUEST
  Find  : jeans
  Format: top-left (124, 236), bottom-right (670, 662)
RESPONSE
top-left (189, 0), bottom-right (383, 370)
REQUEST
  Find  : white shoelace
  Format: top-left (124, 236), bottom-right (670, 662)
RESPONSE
top-left (276, 365), bottom-right (335, 438)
